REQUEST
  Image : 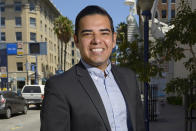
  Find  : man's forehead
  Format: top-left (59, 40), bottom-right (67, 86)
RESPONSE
top-left (77, 14), bottom-right (113, 35)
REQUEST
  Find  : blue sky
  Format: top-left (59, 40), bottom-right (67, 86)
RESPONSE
top-left (51, 0), bottom-right (131, 30)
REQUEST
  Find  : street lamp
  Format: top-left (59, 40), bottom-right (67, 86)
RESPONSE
top-left (138, 0), bottom-right (154, 131)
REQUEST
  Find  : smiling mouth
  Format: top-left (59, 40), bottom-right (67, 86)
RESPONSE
top-left (91, 48), bottom-right (104, 52)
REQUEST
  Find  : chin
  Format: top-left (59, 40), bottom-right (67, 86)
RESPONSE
top-left (90, 60), bottom-right (108, 66)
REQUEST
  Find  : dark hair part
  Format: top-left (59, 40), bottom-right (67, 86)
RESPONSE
top-left (75, 5), bottom-right (114, 36)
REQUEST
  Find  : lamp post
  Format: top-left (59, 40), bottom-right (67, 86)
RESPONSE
top-left (138, 0), bottom-right (154, 131)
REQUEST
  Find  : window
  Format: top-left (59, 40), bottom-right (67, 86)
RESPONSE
top-left (17, 62), bottom-right (23, 71)
top-left (15, 17), bottom-right (22, 26)
top-left (162, 0), bottom-right (167, 3)
top-left (162, 10), bottom-right (167, 18)
top-left (72, 50), bottom-right (74, 56)
top-left (16, 32), bottom-right (22, 41)
top-left (30, 32), bottom-right (36, 41)
top-left (72, 59), bottom-right (75, 65)
top-left (54, 44), bottom-right (56, 52)
top-left (40, 35), bottom-right (43, 41)
top-left (29, 2), bottom-right (35, 11)
top-left (44, 10), bottom-right (48, 19)
top-left (1, 17), bottom-right (5, 26)
top-left (15, 2), bottom-right (22, 11)
top-left (30, 17), bottom-right (36, 27)
top-left (0, 2), bottom-right (5, 12)
top-left (171, 0), bottom-right (175, 3)
top-left (1, 32), bottom-right (6, 41)
top-left (22, 86), bottom-right (41, 93)
top-left (40, 20), bottom-right (42, 31)
top-left (45, 24), bottom-right (47, 33)
top-left (72, 42), bottom-right (74, 48)
top-left (171, 10), bottom-right (175, 18)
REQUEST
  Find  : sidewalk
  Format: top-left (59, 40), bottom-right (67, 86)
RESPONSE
top-left (150, 103), bottom-right (196, 131)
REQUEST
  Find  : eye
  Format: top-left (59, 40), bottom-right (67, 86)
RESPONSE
top-left (82, 33), bottom-right (93, 36)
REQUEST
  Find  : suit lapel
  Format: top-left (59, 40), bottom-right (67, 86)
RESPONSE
top-left (76, 62), bottom-right (111, 131)
top-left (111, 65), bottom-right (136, 131)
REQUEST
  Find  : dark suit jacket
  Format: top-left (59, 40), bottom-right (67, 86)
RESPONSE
top-left (40, 62), bottom-right (145, 131)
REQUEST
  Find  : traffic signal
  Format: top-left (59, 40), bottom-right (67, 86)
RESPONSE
top-left (29, 43), bottom-right (40, 54)
top-left (28, 42), bottom-right (47, 55)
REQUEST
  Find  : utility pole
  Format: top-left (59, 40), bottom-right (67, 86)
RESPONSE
top-left (168, 0), bottom-right (171, 22)
top-left (35, 55), bottom-right (38, 85)
top-left (26, 55), bottom-right (29, 85)
top-left (0, 1), bottom-right (2, 41)
top-left (0, 2), bottom-right (2, 90)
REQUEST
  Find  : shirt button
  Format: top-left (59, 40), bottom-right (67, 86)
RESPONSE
top-left (94, 76), bottom-right (98, 80)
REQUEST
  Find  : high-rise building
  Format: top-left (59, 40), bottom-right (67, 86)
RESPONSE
top-left (0, 0), bottom-right (80, 90)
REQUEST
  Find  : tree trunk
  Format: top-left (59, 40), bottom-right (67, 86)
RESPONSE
top-left (61, 42), bottom-right (63, 70)
top-left (64, 44), bottom-right (67, 71)
top-left (184, 94), bottom-right (189, 131)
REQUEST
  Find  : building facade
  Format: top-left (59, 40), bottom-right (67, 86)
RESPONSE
top-left (0, 0), bottom-right (80, 91)
top-left (156, 0), bottom-right (176, 23)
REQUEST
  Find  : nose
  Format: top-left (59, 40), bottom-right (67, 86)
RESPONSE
top-left (92, 34), bottom-right (102, 44)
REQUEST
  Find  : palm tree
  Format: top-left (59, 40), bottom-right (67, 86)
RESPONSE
top-left (53, 15), bottom-right (73, 70)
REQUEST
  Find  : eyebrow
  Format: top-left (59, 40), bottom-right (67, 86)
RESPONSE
top-left (100, 28), bottom-right (111, 32)
top-left (80, 28), bottom-right (111, 34)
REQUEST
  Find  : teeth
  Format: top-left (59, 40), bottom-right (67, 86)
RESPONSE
top-left (91, 48), bottom-right (103, 52)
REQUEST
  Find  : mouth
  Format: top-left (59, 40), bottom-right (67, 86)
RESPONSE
top-left (90, 48), bottom-right (104, 53)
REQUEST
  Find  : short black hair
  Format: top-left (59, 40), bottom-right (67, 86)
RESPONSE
top-left (75, 5), bottom-right (114, 36)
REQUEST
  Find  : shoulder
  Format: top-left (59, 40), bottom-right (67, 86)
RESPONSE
top-left (46, 65), bottom-right (77, 85)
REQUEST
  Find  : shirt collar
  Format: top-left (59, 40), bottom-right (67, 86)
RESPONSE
top-left (81, 59), bottom-right (111, 78)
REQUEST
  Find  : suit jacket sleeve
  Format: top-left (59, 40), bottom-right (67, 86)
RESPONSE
top-left (40, 77), bottom-right (70, 131)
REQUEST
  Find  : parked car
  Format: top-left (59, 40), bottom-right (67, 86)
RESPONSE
top-left (0, 91), bottom-right (28, 119)
top-left (21, 85), bottom-right (45, 108)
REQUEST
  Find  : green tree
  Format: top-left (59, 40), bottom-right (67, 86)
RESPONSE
top-left (116, 0), bottom-right (196, 96)
top-left (116, 1), bottom-right (196, 129)
top-left (153, 0), bottom-right (196, 129)
top-left (155, 0), bottom-right (196, 96)
top-left (116, 22), bottom-right (163, 82)
top-left (54, 15), bottom-right (73, 70)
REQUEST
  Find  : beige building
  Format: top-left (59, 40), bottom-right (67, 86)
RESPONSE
top-left (0, 0), bottom-right (80, 90)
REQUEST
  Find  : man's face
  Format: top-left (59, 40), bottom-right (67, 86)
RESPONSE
top-left (74, 14), bottom-right (116, 71)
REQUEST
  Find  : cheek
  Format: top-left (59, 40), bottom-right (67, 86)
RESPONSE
top-left (78, 42), bottom-right (89, 54)
top-left (105, 40), bottom-right (115, 49)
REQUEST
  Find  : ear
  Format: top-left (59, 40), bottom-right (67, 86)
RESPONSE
top-left (74, 35), bottom-right (79, 48)
top-left (112, 32), bottom-right (117, 48)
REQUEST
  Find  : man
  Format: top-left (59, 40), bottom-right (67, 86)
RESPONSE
top-left (41, 5), bottom-right (145, 131)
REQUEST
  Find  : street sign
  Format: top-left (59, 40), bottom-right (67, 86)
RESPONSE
top-left (17, 42), bottom-right (24, 55)
top-left (17, 49), bottom-right (24, 55)
top-left (29, 43), bottom-right (40, 54)
top-left (40, 42), bottom-right (47, 55)
top-left (7, 43), bottom-right (17, 55)
top-left (0, 66), bottom-right (7, 78)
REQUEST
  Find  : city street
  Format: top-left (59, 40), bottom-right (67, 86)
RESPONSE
top-left (150, 103), bottom-right (196, 131)
top-left (0, 106), bottom-right (40, 131)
